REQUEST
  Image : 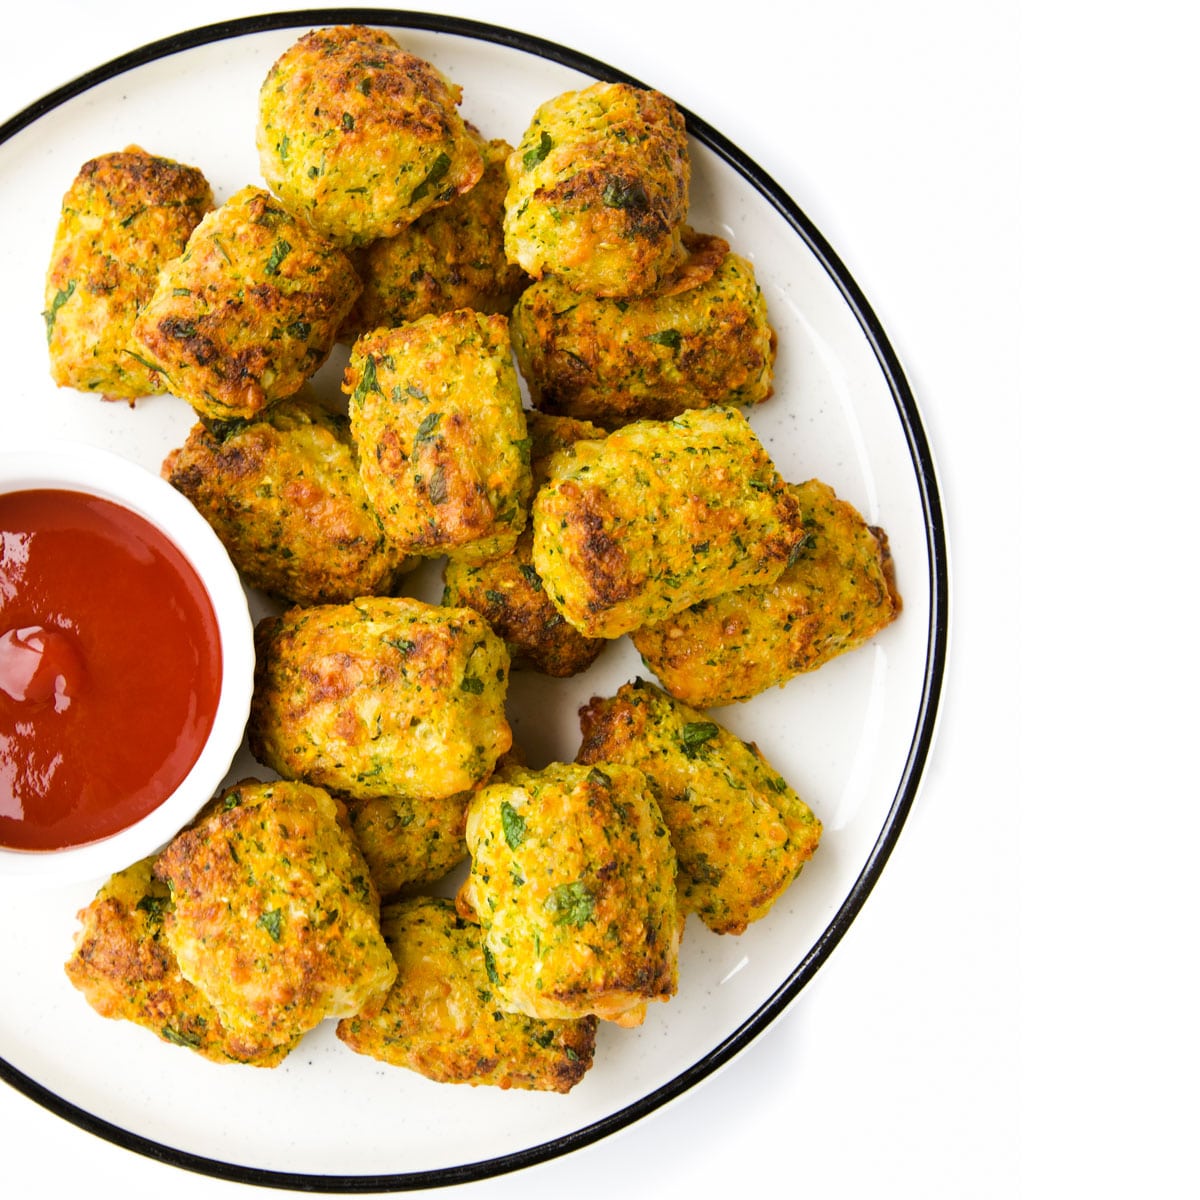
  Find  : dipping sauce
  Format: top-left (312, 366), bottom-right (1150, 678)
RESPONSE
top-left (0, 488), bottom-right (222, 850)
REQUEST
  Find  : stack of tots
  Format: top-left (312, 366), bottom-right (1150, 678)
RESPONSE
top-left (54, 24), bottom-right (902, 1090)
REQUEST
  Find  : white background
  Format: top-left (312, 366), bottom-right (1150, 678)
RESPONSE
top-left (2, 2), bottom-right (1194, 1197)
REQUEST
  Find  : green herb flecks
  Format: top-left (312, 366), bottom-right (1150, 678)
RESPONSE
top-left (523, 130), bottom-right (552, 169)
top-left (264, 239), bottom-right (292, 276)
top-left (518, 563), bottom-right (544, 591)
top-left (787, 531), bottom-right (818, 567)
top-left (460, 674), bottom-right (485, 694)
top-left (482, 943), bottom-right (500, 985)
top-left (413, 411), bottom-right (443, 445)
top-left (427, 464), bottom-right (449, 505)
top-left (161, 1025), bottom-right (202, 1049)
top-left (136, 893), bottom-right (170, 924)
top-left (352, 355), bottom-right (382, 405)
top-left (500, 800), bottom-right (526, 849)
top-left (646, 328), bottom-right (682, 351)
top-left (257, 909), bottom-right (284, 942)
top-left (680, 720), bottom-right (720, 758)
top-left (602, 177), bottom-right (649, 211)
top-left (121, 349), bottom-right (169, 381)
top-left (688, 853), bottom-right (724, 886)
top-left (411, 152), bottom-right (452, 203)
top-left (545, 880), bottom-right (595, 927)
top-left (42, 280), bottom-right (76, 341)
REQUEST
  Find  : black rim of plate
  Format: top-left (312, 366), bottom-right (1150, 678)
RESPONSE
top-left (0, 8), bottom-right (950, 1193)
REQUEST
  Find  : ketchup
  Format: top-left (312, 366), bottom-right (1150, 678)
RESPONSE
top-left (0, 488), bottom-right (222, 850)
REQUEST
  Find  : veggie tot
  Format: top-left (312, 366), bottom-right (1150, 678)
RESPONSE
top-left (577, 679), bottom-right (822, 935)
top-left (341, 136), bottom-right (529, 339)
top-left (345, 311), bottom-right (532, 563)
top-left (503, 81), bottom-right (690, 297)
top-left (153, 779), bottom-right (396, 1052)
top-left (441, 412), bottom-right (607, 676)
top-left (531, 406), bottom-right (803, 639)
top-left (131, 185), bottom-right (360, 421)
top-left (65, 856), bottom-right (298, 1066)
top-left (337, 897), bottom-right (598, 1091)
top-left (162, 394), bottom-right (414, 606)
top-left (631, 480), bottom-right (902, 707)
top-left (456, 761), bottom-right (681, 1028)
top-left (249, 597), bottom-right (512, 801)
top-left (43, 146), bottom-right (213, 401)
top-left (342, 788), bottom-right (471, 900)
top-left (511, 231), bottom-right (776, 427)
top-left (256, 25), bottom-right (484, 246)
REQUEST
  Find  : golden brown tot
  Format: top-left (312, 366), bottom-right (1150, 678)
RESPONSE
top-left (504, 81), bottom-right (690, 297)
top-left (43, 146), bottom-right (213, 401)
top-left (531, 406), bottom-right (803, 639)
top-left (342, 789), bottom-right (471, 899)
top-left (457, 761), bottom-right (680, 1028)
top-left (631, 480), bottom-right (902, 707)
top-left (257, 25), bottom-right (484, 246)
top-left (162, 395), bottom-right (412, 605)
top-left (336, 897), bottom-right (598, 1091)
top-left (64, 856), bottom-right (296, 1066)
top-left (153, 779), bottom-right (396, 1052)
top-left (249, 597), bottom-right (512, 801)
top-left (511, 231), bottom-right (776, 427)
top-left (341, 136), bottom-right (529, 339)
top-left (131, 185), bottom-right (360, 421)
top-left (577, 679), bottom-right (822, 935)
top-left (441, 412), bottom-right (607, 676)
top-left (344, 311), bottom-right (532, 563)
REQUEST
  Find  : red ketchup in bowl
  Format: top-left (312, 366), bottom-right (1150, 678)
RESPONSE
top-left (0, 488), bottom-right (222, 850)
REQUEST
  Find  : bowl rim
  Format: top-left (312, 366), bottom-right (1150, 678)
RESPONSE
top-left (0, 440), bottom-right (255, 884)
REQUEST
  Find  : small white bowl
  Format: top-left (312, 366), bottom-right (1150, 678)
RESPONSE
top-left (0, 442), bottom-right (254, 887)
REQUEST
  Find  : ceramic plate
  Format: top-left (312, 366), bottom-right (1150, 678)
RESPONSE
top-left (0, 10), bottom-right (947, 1190)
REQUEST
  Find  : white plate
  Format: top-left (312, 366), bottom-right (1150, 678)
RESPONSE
top-left (0, 12), bottom-right (947, 1190)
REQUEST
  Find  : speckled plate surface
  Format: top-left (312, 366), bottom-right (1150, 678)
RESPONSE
top-left (0, 10), bottom-right (946, 1190)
